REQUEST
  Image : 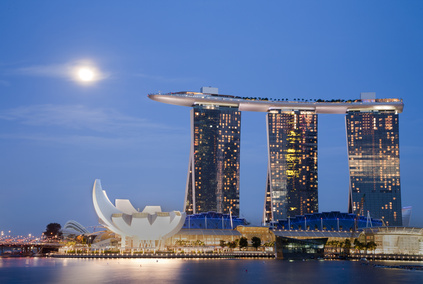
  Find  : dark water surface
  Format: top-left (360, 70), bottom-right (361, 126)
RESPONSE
top-left (1, 258), bottom-right (422, 284)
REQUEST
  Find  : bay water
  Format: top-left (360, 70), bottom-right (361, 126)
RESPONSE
top-left (1, 258), bottom-right (422, 284)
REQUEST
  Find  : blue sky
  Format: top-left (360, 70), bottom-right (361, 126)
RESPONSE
top-left (0, 1), bottom-right (422, 236)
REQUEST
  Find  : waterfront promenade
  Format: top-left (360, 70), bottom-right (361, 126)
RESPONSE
top-left (332, 253), bottom-right (423, 262)
top-left (2, 237), bottom-right (423, 261)
top-left (49, 251), bottom-right (423, 261)
top-left (52, 252), bottom-right (274, 259)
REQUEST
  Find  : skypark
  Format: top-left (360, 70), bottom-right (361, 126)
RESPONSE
top-left (148, 91), bottom-right (403, 114)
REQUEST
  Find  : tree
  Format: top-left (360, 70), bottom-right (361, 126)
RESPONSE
top-left (353, 239), bottom-right (366, 252)
top-left (193, 240), bottom-right (204, 247)
top-left (353, 239), bottom-right (360, 250)
top-left (239, 237), bottom-right (248, 250)
top-left (327, 240), bottom-right (340, 253)
top-left (251, 237), bottom-right (261, 250)
top-left (227, 241), bottom-right (237, 250)
top-left (366, 241), bottom-right (377, 253)
top-left (219, 240), bottom-right (227, 249)
top-left (44, 223), bottom-right (62, 239)
top-left (344, 239), bottom-right (351, 249)
top-left (343, 239), bottom-right (352, 256)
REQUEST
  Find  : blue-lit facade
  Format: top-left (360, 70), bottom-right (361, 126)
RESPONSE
top-left (264, 110), bottom-right (318, 223)
top-left (185, 105), bottom-right (241, 216)
top-left (273, 211), bottom-right (383, 231)
top-left (346, 111), bottom-right (402, 226)
top-left (182, 212), bottom-right (247, 229)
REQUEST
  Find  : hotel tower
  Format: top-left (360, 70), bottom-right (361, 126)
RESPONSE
top-left (185, 102), bottom-right (241, 216)
top-left (346, 93), bottom-right (402, 226)
top-left (263, 110), bottom-right (318, 223)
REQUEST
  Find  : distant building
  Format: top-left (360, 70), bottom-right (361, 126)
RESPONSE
top-left (347, 93), bottom-right (402, 226)
top-left (360, 227), bottom-right (423, 255)
top-left (264, 110), bottom-right (318, 223)
top-left (62, 220), bottom-right (90, 237)
top-left (402, 206), bottom-right (412, 227)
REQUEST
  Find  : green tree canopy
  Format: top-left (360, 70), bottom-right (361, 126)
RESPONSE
top-left (44, 223), bottom-right (62, 238)
top-left (251, 236), bottom-right (261, 250)
top-left (344, 239), bottom-right (351, 250)
top-left (366, 241), bottom-right (377, 252)
top-left (239, 237), bottom-right (248, 249)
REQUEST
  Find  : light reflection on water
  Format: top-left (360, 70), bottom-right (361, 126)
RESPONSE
top-left (0, 258), bottom-right (422, 284)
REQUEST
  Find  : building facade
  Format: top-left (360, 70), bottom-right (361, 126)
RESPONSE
top-left (264, 110), bottom-right (318, 223)
top-left (346, 110), bottom-right (402, 226)
top-left (185, 104), bottom-right (241, 216)
top-left (359, 227), bottom-right (423, 255)
top-left (182, 212), bottom-right (247, 230)
top-left (273, 211), bottom-right (383, 231)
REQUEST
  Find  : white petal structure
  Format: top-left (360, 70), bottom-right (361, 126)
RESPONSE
top-left (92, 179), bottom-right (186, 249)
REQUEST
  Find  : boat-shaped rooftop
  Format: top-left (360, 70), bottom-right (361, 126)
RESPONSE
top-left (148, 91), bottom-right (403, 114)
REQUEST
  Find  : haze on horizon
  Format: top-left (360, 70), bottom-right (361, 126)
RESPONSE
top-left (0, 1), bottom-right (422, 236)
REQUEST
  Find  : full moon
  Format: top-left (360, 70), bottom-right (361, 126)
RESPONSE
top-left (78, 68), bottom-right (95, 81)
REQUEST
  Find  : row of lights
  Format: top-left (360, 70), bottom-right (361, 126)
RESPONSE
top-left (63, 252), bottom-right (272, 258)
top-left (325, 253), bottom-right (423, 260)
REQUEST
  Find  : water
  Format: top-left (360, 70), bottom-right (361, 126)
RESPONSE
top-left (0, 258), bottom-right (422, 284)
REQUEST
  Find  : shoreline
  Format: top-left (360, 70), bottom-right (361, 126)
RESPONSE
top-left (50, 252), bottom-right (275, 259)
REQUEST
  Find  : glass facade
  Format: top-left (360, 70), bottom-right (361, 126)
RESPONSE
top-left (274, 211), bottom-right (383, 231)
top-left (182, 212), bottom-right (247, 229)
top-left (185, 105), bottom-right (241, 216)
top-left (264, 110), bottom-right (318, 223)
top-left (346, 111), bottom-right (402, 226)
top-left (275, 236), bottom-right (326, 260)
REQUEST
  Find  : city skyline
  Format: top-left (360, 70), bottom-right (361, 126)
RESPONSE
top-left (0, 1), bottom-right (422, 236)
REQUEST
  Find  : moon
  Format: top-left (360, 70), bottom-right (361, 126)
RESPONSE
top-left (78, 68), bottom-right (95, 81)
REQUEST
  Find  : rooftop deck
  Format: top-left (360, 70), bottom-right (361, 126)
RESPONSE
top-left (148, 92), bottom-right (404, 114)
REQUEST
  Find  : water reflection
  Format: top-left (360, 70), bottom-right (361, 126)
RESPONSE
top-left (0, 258), bottom-right (422, 284)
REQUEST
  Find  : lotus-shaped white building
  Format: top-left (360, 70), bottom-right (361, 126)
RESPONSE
top-left (92, 179), bottom-right (186, 249)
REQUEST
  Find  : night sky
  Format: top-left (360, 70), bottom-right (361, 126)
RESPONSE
top-left (1, 1), bottom-right (422, 236)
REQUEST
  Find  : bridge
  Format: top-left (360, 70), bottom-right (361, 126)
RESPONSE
top-left (0, 236), bottom-right (62, 256)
